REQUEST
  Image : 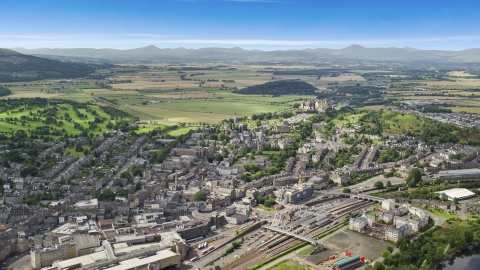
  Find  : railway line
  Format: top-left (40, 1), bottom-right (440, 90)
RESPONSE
top-left (222, 200), bottom-right (373, 270)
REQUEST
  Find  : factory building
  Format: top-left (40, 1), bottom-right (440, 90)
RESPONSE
top-left (437, 168), bottom-right (480, 180)
top-left (436, 188), bottom-right (476, 201)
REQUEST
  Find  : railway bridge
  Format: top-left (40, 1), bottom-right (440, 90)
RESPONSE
top-left (349, 193), bottom-right (383, 203)
top-left (262, 225), bottom-right (324, 247)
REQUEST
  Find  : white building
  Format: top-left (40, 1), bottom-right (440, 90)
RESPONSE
top-left (385, 224), bottom-right (411, 242)
top-left (349, 217), bottom-right (367, 232)
top-left (382, 199), bottom-right (395, 211)
top-left (436, 188), bottom-right (476, 201)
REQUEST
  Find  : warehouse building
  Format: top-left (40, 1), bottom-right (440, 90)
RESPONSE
top-left (437, 168), bottom-right (480, 180)
top-left (436, 188), bottom-right (476, 201)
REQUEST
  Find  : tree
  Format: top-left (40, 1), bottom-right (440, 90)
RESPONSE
top-left (20, 165), bottom-right (39, 177)
top-left (131, 166), bottom-right (142, 176)
top-left (396, 237), bottom-right (410, 251)
top-left (343, 188), bottom-right (351, 193)
top-left (326, 179), bottom-right (336, 186)
top-left (373, 262), bottom-right (385, 270)
top-left (194, 190), bottom-right (207, 201)
top-left (75, 143), bottom-right (83, 152)
top-left (386, 181), bottom-right (392, 188)
top-left (256, 196), bottom-right (265, 205)
top-left (293, 103), bottom-right (300, 109)
top-left (381, 249), bottom-right (391, 258)
top-left (463, 230), bottom-right (474, 245)
top-left (374, 181), bottom-right (384, 189)
top-left (406, 168), bottom-right (422, 187)
top-left (264, 198), bottom-right (276, 207)
top-left (135, 182), bottom-right (142, 191)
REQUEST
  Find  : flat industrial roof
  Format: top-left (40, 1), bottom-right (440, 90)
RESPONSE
top-left (436, 188), bottom-right (476, 200)
top-left (438, 168), bottom-right (480, 175)
top-left (54, 250), bottom-right (108, 268)
top-left (106, 249), bottom-right (178, 270)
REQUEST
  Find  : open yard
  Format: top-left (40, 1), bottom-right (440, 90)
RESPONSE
top-left (325, 230), bottom-right (394, 261)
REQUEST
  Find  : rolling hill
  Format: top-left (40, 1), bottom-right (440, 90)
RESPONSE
top-left (233, 80), bottom-right (318, 96)
top-left (0, 49), bottom-right (97, 82)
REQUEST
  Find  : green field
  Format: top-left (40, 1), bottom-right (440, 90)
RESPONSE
top-left (267, 260), bottom-right (306, 270)
top-left (424, 208), bottom-right (459, 219)
top-left (297, 246), bottom-right (314, 256)
top-left (65, 145), bottom-right (91, 157)
top-left (167, 127), bottom-right (198, 136)
top-left (129, 90), bottom-right (316, 124)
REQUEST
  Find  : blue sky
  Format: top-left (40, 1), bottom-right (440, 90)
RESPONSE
top-left (1, 0), bottom-right (480, 50)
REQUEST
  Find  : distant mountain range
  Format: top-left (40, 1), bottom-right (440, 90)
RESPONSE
top-left (10, 45), bottom-right (480, 62)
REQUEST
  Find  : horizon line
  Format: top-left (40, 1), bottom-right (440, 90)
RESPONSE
top-left (7, 44), bottom-right (479, 52)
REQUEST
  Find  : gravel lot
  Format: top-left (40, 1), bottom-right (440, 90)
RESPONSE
top-left (324, 230), bottom-right (394, 261)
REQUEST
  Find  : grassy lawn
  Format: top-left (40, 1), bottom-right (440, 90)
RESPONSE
top-left (267, 260), bottom-right (305, 270)
top-left (297, 246), bottom-right (314, 256)
top-left (424, 208), bottom-right (459, 219)
top-left (64, 146), bottom-right (91, 157)
top-left (366, 210), bottom-right (377, 216)
top-left (136, 124), bottom-right (165, 134)
top-left (261, 206), bottom-right (277, 212)
top-left (167, 127), bottom-right (198, 136)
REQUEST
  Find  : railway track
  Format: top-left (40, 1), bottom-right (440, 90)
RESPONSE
top-left (222, 201), bottom-right (373, 270)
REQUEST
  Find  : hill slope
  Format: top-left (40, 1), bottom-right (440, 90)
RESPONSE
top-left (233, 80), bottom-right (317, 96)
top-left (0, 49), bottom-right (97, 82)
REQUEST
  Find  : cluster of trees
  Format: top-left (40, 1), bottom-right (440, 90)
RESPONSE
top-left (149, 129), bottom-right (194, 164)
top-left (331, 146), bottom-right (361, 168)
top-left (93, 189), bottom-right (132, 202)
top-left (369, 219), bottom-right (480, 270)
top-left (256, 196), bottom-right (276, 207)
top-left (21, 192), bottom-right (58, 205)
top-left (99, 105), bottom-right (133, 120)
top-left (233, 80), bottom-right (317, 96)
top-left (384, 168), bottom-right (401, 178)
top-left (251, 111), bottom-right (295, 121)
top-left (376, 148), bottom-right (416, 163)
top-left (406, 168), bottom-right (422, 187)
top-left (194, 190), bottom-right (207, 201)
top-left (0, 86), bottom-right (11, 96)
top-left (418, 105), bottom-right (452, 113)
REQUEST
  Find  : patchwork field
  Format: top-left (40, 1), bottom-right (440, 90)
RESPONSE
top-left (3, 65), bottom-right (480, 128)
top-left (319, 73), bottom-right (366, 82)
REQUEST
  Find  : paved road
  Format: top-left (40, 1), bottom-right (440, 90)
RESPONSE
top-left (6, 251), bottom-right (30, 270)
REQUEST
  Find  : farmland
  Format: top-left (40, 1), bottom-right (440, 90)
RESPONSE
top-left (2, 63), bottom-right (480, 127)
